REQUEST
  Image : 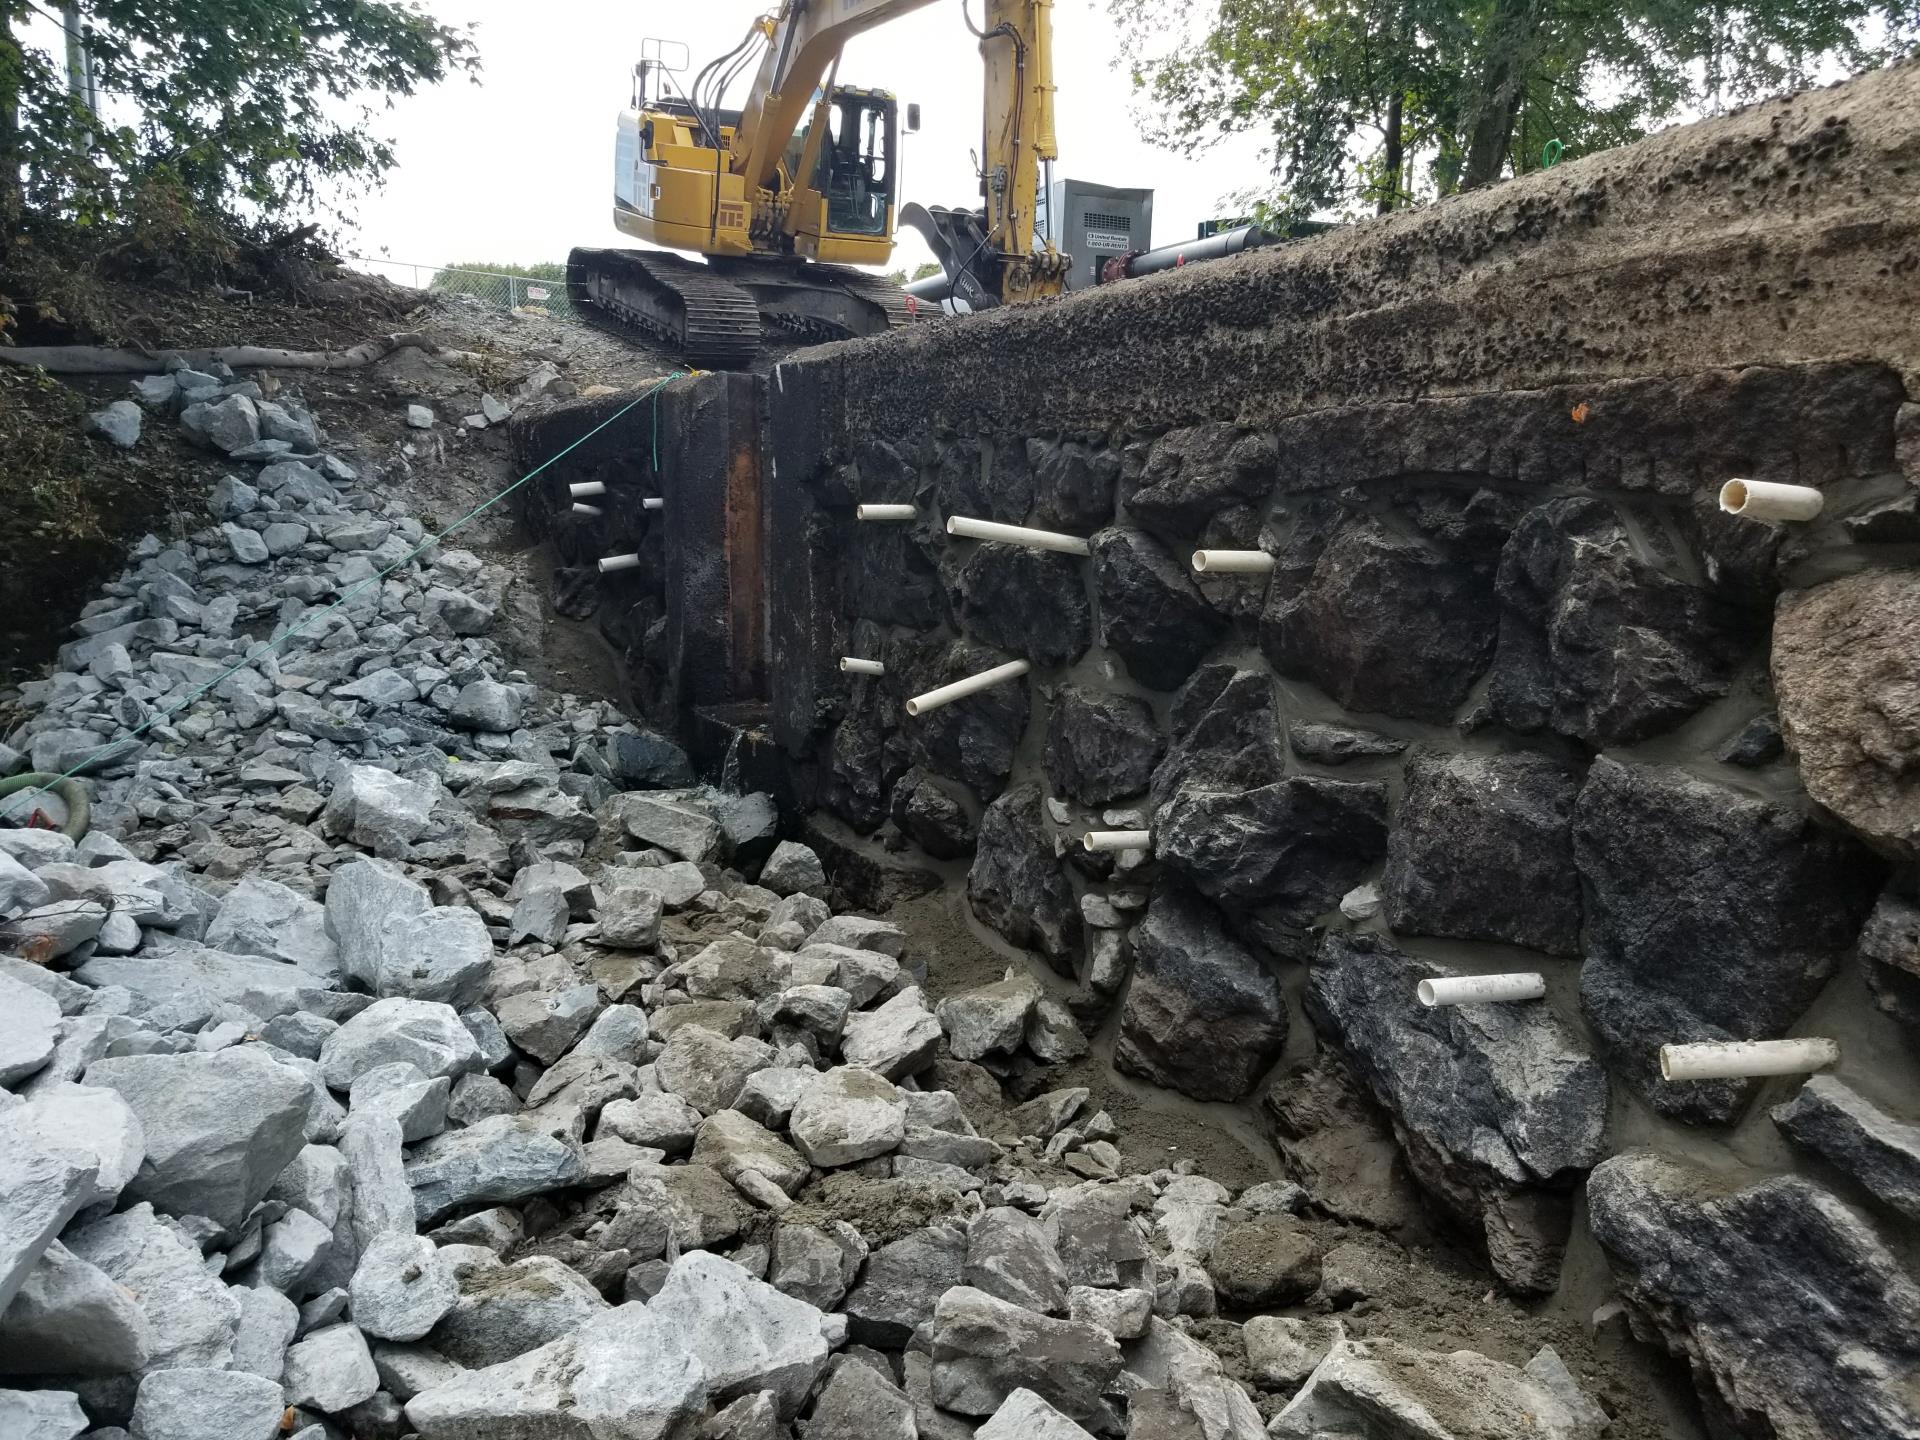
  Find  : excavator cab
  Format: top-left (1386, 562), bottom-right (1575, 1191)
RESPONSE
top-left (815, 89), bottom-right (896, 237)
top-left (787, 86), bottom-right (900, 262)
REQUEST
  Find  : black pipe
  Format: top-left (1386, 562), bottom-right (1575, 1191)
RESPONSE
top-left (904, 272), bottom-right (953, 302)
top-left (1104, 223), bottom-right (1280, 281)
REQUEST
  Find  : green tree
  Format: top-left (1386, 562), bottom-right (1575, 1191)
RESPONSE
top-left (1112, 0), bottom-right (1920, 221)
top-left (0, 1), bottom-right (475, 254)
top-left (882, 261), bottom-right (943, 284)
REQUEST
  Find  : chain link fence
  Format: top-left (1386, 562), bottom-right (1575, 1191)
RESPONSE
top-left (346, 256), bottom-right (583, 323)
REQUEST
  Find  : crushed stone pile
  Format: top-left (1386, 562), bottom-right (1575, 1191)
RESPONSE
top-left (0, 376), bottom-right (1615, 1440)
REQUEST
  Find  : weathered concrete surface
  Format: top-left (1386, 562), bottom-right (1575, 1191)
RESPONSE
top-left (803, 63), bottom-right (1920, 439)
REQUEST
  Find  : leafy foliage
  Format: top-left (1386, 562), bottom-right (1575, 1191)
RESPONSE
top-left (0, 1), bottom-right (476, 254)
top-left (1111, 0), bottom-right (1920, 220)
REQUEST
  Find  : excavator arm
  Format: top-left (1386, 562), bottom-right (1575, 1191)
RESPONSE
top-left (731, 0), bottom-right (1067, 302)
top-left (731, 0), bottom-right (936, 195)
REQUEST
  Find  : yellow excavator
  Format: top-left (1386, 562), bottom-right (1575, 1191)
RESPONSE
top-left (567, 0), bottom-right (1070, 367)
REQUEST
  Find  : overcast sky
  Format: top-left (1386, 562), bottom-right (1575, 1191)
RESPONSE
top-left (343, 0), bottom-right (1269, 277)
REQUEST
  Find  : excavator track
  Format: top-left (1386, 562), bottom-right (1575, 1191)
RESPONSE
top-left (710, 257), bottom-right (921, 344)
top-left (567, 247), bottom-right (763, 370)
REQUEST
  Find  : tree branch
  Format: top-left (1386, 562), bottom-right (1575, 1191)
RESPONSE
top-left (0, 331), bottom-right (480, 374)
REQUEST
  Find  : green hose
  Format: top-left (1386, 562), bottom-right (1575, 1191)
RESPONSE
top-left (0, 773), bottom-right (91, 841)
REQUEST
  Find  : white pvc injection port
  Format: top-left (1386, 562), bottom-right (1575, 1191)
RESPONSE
top-left (572, 503), bottom-right (604, 517)
top-left (569, 481), bottom-right (608, 498)
top-left (946, 515), bottom-right (1091, 556)
top-left (598, 554), bottom-right (642, 574)
top-left (905, 659), bottom-right (1030, 717)
top-left (1083, 830), bottom-right (1151, 852)
top-left (857, 503), bottom-right (917, 521)
top-left (1417, 973), bottom-right (1547, 1007)
top-left (1719, 479), bottom-right (1825, 523)
top-left (1659, 1037), bottom-right (1839, 1082)
top-left (1192, 549), bottom-right (1277, 574)
top-left (643, 497), bottom-right (665, 511)
top-left (841, 657), bottom-right (885, 676)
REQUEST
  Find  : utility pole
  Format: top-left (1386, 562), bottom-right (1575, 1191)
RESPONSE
top-left (62, 4), bottom-right (98, 118)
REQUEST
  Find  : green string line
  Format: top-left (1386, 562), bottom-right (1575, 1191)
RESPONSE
top-left (3, 370), bottom-right (684, 826)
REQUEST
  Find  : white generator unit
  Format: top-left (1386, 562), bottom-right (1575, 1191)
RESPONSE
top-left (1045, 179), bottom-right (1154, 291)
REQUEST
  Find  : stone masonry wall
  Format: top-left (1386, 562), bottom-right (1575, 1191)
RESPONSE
top-left (557, 61), bottom-right (1920, 1438)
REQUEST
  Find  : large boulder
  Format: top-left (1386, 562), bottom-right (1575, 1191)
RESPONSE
top-left (1154, 774), bottom-right (1387, 957)
top-left (1772, 568), bottom-right (1920, 859)
top-left (1115, 884), bottom-right (1286, 1103)
top-left (320, 998), bottom-right (482, 1090)
top-left (0, 1241), bottom-right (152, 1376)
top-left (820, 704), bottom-right (894, 834)
top-left (1044, 685), bottom-right (1163, 806)
top-left (1383, 749), bottom-right (1583, 956)
top-left (0, 1391), bottom-right (87, 1440)
top-left (1306, 932), bottom-right (1608, 1295)
top-left (83, 1048), bottom-right (310, 1232)
top-left (1573, 759), bottom-right (1883, 1122)
top-left (406, 1302), bottom-right (706, 1440)
top-left (950, 542), bottom-right (1093, 668)
top-left (691, 1109), bottom-right (811, 1193)
top-left (901, 638), bottom-right (1030, 799)
top-left (1859, 889), bottom-right (1920, 1029)
top-left (1148, 665), bottom-right (1284, 815)
top-left (323, 857), bottom-right (427, 971)
top-left (840, 987), bottom-right (943, 1080)
top-left (203, 874), bottom-right (343, 983)
top-left (320, 764), bottom-right (438, 858)
top-left (403, 1113), bottom-right (586, 1224)
top-left (1031, 438), bottom-right (1120, 532)
top-left (0, 974), bottom-right (61, 1086)
top-left (614, 791), bottom-right (725, 863)
top-left (62, 1202), bottom-right (240, 1373)
top-left (890, 766), bottom-right (979, 859)
top-left (930, 1285), bottom-right (1122, 1423)
top-left (965, 1206), bottom-right (1069, 1315)
top-left (431, 1254), bottom-right (607, 1368)
top-left (647, 1250), bottom-right (829, 1418)
top-left (1269, 1334), bottom-right (1599, 1439)
top-left (1121, 1317), bottom-right (1267, 1439)
top-left (1041, 1182), bottom-right (1152, 1290)
top-left (769, 1220), bottom-right (868, 1311)
top-left (73, 944), bottom-right (336, 1033)
top-left (1487, 497), bottom-right (1756, 746)
top-left (1261, 512), bottom-right (1498, 723)
top-left (1126, 424), bottom-right (1275, 539)
top-left (3, 1081), bottom-right (144, 1208)
top-left (1089, 527), bottom-right (1225, 692)
top-left (129, 1368), bottom-right (283, 1440)
top-left (843, 510), bottom-right (945, 628)
top-left (938, 972), bottom-right (1041, 1061)
top-left (787, 1067), bottom-right (908, 1168)
top-left (324, 858), bottom-right (493, 1007)
top-left (1772, 1076), bottom-right (1920, 1222)
top-left (1206, 1216), bottom-right (1321, 1308)
top-left (842, 1223), bottom-right (967, 1348)
top-left (347, 1233), bottom-right (458, 1342)
top-left (654, 1025), bottom-right (769, 1115)
top-left (1587, 1151), bottom-right (1920, 1439)
top-left (967, 784), bottom-right (1081, 972)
